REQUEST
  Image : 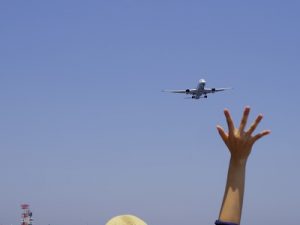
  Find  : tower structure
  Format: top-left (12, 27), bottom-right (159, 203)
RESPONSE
top-left (21, 204), bottom-right (33, 225)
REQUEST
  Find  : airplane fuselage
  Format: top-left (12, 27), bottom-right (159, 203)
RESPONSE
top-left (193, 79), bottom-right (206, 99)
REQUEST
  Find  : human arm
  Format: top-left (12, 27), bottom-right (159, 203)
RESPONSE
top-left (216, 107), bottom-right (271, 224)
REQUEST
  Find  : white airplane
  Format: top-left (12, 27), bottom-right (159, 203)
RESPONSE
top-left (163, 79), bottom-right (231, 99)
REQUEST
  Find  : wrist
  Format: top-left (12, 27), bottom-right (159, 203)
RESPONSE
top-left (229, 157), bottom-right (247, 167)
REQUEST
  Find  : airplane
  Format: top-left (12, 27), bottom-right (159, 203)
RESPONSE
top-left (163, 79), bottom-right (231, 99)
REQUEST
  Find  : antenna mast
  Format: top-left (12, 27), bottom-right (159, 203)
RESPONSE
top-left (21, 204), bottom-right (33, 225)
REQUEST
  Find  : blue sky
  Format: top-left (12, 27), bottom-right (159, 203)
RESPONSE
top-left (1, 1), bottom-right (299, 225)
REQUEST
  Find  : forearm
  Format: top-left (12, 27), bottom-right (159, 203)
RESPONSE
top-left (218, 158), bottom-right (247, 224)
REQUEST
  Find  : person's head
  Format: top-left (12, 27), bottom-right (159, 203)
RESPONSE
top-left (106, 215), bottom-right (147, 225)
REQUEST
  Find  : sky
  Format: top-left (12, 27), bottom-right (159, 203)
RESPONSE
top-left (0, 1), bottom-right (300, 225)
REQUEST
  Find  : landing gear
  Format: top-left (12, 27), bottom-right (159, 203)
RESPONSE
top-left (204, 95), bottom-right (208, 98)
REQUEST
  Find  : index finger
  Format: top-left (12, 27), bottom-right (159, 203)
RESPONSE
top-left (224, 109), bottom-right (235, 135)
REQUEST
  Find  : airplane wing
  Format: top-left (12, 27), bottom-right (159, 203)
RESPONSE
top-left (163, 89), bottom-right (197, 94)
top-left (204, 87), bottom-right (232, 93)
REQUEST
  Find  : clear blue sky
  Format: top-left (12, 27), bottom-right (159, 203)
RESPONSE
top-left (1, 1), bottom-right (299, 225)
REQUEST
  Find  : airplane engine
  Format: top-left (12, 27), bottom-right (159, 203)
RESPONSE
top-left (212, 88), bottom-right (216, 93)
top-left (185, 89), bottom-right (190, 93)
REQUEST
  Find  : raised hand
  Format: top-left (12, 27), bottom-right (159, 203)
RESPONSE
top-left (216, 106), bottom-right (271, 163)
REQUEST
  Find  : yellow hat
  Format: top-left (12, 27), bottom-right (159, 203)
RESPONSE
top-left (105, 215), bottom-right (147, 225)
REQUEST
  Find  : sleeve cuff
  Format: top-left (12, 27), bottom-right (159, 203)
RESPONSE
top-left (215, 220), bottom-right (239, 225)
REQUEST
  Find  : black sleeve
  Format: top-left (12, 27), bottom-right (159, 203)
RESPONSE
top-left (215, 220), bottom-right (239, 225)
